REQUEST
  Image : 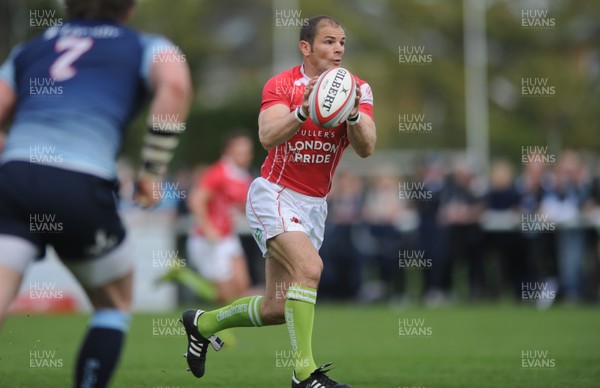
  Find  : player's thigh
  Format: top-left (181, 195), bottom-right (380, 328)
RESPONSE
top-left (0, 235), bottom-right (39, 325)
top-left (266, 231), bottom-right (323, 284)
top-left (62, 236), bottom-right (135, 311)
top-left (0, 162), bottom-right (46, 320)
top-left (85, 270), bottom-right (133, 311)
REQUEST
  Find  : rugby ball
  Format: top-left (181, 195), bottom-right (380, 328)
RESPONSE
top-left (309, 67), bottom-right (356, 128)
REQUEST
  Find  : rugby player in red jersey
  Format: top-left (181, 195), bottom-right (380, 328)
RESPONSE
top-left (161, 131), bottom-right (254, 304)
top-left (180, 16), bottom-right (375, 388)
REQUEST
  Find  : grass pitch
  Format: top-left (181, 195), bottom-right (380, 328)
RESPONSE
top-left (1, 304), bottom-right (599, 387)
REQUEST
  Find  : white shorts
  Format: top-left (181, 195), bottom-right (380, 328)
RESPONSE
top-left (246, 177), bottom-right (327, 256)
top-left (186, 234), bottom-right (244, 282)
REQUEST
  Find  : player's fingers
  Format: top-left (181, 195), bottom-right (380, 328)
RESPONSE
top-left (355, 83), bottom-right (362, 97)
top-left (303, 86), bottom-right (312, 103)
top-left (353, 85), bottom-right (361, 107)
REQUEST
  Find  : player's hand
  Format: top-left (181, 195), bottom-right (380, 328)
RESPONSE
top-left (133, 178), bottom-right (162, 208)
top-left (349, 83), bottom-right (362, 117)
top-left (301, 77), bottom-right (318, 117)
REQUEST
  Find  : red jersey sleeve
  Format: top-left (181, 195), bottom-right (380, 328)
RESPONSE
top-left (261, 75), bottom-right (292, 112)
top-left (357, 80), bottom-right (374, 120)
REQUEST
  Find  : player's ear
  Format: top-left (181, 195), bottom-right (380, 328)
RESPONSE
top-left (299, 40), bottom-right (311, 57)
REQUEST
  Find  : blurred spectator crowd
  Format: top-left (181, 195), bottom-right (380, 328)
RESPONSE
top-left (319, 150), bottom-right (600, 306)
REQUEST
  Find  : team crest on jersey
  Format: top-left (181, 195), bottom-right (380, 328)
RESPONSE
top-left (290, 216), bottom-right (301, 224)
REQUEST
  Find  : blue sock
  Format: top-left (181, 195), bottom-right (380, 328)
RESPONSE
top-left (75, 310), bottom-right (131, 388)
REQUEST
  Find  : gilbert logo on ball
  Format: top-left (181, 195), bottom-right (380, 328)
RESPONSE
top-left (309, 67), bottom-right (356, 128)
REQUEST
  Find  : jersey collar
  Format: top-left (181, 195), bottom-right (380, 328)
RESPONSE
top-left (299, 63), bottom-right (311, 84)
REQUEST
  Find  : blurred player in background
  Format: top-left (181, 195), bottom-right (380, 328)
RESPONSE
top-left (180, 15), bottom-right (376, 388)
top-left (0, 0), bottom-right (191, 387)
top-left (160, 131), bottom-right (254, 304)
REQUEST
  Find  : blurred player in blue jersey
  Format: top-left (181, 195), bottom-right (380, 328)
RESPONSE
top-left (0, 0), bottom-right (191, 386)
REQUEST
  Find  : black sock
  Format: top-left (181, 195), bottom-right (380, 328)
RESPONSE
top-left (74, 327), bottom-right (125, 388)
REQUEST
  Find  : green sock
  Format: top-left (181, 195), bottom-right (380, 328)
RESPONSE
top-left (197, 296), bottom-right (263, 337)
top-left (285, 285), bottom-right (318, 380)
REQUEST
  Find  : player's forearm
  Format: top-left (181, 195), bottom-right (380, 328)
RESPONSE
top-left (258, 110), bottom-right (302, 150)
top-left (188, 191), bottom-right (213, 228)
top-left (139, 60), bottom-right (192, 180)
top-left (347, 114), bottom-right (376, 158)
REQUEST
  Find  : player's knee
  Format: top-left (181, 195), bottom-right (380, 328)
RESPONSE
top-left (300, 259), bottom-right (323, 285)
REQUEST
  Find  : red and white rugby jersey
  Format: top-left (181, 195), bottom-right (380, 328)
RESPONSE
top-left (193, 159), bottom-right (252, 237)
top-left (260, 64), bottom-right (374, 197)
